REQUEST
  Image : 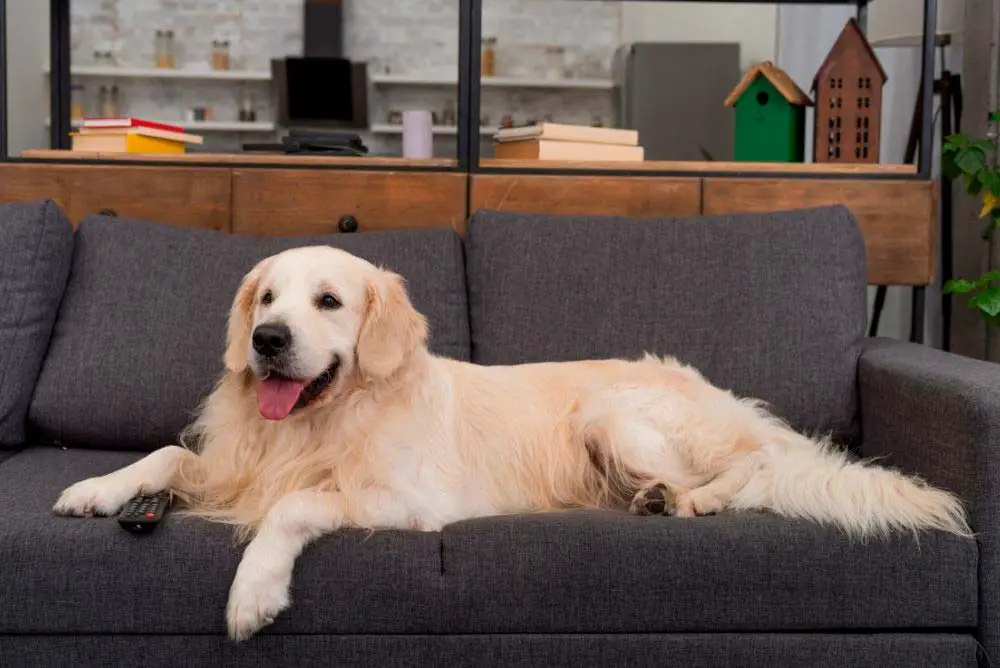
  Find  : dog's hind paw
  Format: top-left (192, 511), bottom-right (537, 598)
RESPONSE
top-left (629, 482), bottom-right (677, 516)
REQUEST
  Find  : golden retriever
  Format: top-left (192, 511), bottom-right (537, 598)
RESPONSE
top-left (53, 245), bottom-right (972, 641)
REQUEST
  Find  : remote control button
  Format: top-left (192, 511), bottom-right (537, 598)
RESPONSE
top-left (145, 512), bottom-right (155, 518)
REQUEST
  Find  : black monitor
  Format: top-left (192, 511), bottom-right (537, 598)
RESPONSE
top-left (271, 57), bottom-right (368, 128)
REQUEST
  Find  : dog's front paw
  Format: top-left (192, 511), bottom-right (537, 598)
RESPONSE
top-left (226, 555), bottom-right (292, 642)
top-left (53, 475), bottom-right (137, 517)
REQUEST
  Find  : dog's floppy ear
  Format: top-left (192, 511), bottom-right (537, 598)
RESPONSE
top-left (224, 259), bottom-right (270, 373)
top-left (356, 270), bottom-right (428, 383)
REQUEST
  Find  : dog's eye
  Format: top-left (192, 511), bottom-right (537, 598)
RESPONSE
top-left (261, 290), bottom-right (274, 306)
top-left (319, 293), bottom-right (341, 310)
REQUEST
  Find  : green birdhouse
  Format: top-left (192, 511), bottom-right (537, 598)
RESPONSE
top-left (724, 61), bottom-right (812, 163)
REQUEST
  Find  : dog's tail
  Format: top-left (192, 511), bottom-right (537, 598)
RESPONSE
top-left (730, 424), bottom-right (972, 539)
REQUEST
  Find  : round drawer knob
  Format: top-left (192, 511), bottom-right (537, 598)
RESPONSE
top-left (97, 208), bottom-right (118, 217)
top-left (337, 215), bottom-right (359, 234)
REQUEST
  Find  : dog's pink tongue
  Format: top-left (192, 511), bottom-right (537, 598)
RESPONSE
top-left (257, 378), bottom-right (307, 420)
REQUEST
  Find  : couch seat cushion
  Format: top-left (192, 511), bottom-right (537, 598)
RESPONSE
top-left (0, 447), bottom-right (976, 635)
top-left (0, 446), bottom-right (446, 635)
top-left (0, 200), bottom-right (74, 446)
top-left (440, 509), bottom-right (977, 634)
top-left (465, 206), bottom-right (868, 441)
top-left (27, 216), bottom-right (471, 451)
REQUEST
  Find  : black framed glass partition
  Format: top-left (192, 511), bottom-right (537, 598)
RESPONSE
top-left (1, 0), bottom-right (937, 178)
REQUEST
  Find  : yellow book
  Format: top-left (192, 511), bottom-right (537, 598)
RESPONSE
top-left (70, 132), bottom-right (186, 154)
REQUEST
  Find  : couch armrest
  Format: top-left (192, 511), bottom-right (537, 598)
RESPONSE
top-left (858, 337), bottom-right (1000, 658)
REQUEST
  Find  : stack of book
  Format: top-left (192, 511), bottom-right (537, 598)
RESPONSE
top-left (493, 122), bottom-right (643, 162)
top-left (71, 117), bottom-right (204, 154)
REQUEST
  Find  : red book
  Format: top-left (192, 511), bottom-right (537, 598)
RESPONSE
top-left (80, 117), bottom-right (186, 134)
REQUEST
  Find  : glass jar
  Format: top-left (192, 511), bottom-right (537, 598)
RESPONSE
top-left (481, 37), bottom-right (496, 77)
top-left (212, 40), bottom-right (230, 71)
top-left (543, 46), bottom-right (565, 80)
top-left (98, 84), bottom-right (119, 118)
top-left (70, 84), bottom-right (86, 120)
top-left (155, 30), bottom-right (165, 68)
top-left (441, 100), bottom-right (456, 126)
top-left (239, 91), bottom-right (256, 122)
top-left (155, 29), bottom-right (175, 69)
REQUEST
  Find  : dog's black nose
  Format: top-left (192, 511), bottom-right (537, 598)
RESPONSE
top-left (252, 323), bottom-right (292, 358)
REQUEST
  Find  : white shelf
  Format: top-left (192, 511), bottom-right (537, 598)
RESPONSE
top-left (370, 123), bottom-right (497, 136)
top-left (370, 73), bottom-right (612, 90)
top-left (52, 119), bottom-right (276, 132)
top-left (49, 65), bottom-right (272, 82)
top-left (172, 120), bottom-right (276, 132)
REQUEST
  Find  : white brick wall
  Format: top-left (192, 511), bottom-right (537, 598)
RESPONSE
top-left (70, 0), bottom-right (621, 156)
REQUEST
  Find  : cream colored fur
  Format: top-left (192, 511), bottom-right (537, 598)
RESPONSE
top-left (53, 245), bottom-right (973, 642)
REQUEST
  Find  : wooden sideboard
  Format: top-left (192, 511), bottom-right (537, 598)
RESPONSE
top-left (0, 158), bottom-right (937, 286)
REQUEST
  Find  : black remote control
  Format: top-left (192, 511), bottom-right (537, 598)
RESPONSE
top-left (118, 493), bottom-right (170, 534)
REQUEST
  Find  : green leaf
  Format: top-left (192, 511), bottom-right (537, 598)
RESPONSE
top-left (980, 170), bottom-right (1000, 196)
top-left (970, 138), bottom-right (997, 153)
top-left (943, 278), bottom-right (978, 294)
top-left (947, 132), bottom-right (970, 149)
top-left (975, 270), bottom-right (1000, 287)
top-left (964, 172), bottom-right (985, 196)
top-left (990, 111), bottom-right (1000, 122)
top-left (942, 151), bottom-right (962, 180)
top-left (955, 147), bottom-right (988, 173)
top-left (969, 286), bottom-right (1000, 317)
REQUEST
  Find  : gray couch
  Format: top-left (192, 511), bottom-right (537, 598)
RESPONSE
top-left (0, 198), bottom-right (996, 668)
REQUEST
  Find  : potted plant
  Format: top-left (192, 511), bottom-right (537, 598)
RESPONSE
top-left (941, 111), bottom-right (1000, 328)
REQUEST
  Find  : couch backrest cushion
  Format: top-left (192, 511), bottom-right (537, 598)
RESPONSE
top-left (28, 215), bottom-right (471, 451)
top-left (465, 205), bottom-right (868, 441)
top-left (0, 200), bottom-right (75, 446)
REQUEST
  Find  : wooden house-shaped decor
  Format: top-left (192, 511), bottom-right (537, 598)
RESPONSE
top-left (812, 18), bottom-right (887, 163)
top-left (724, 61), bottom-right (812, 163)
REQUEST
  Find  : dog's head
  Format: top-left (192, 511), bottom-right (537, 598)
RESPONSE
top-left (224, 246), bottom-right (428, 421)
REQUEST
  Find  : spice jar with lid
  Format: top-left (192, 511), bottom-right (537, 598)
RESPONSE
top-left (98, 84), bottom-right (120, 118)
top-left (543, 46), bottom-right (565, 80)
top-left (212, 40), bottom-right (231, 71)
top-left (155, 29), bottom-right (176, 68)
top-left (155, 30), bottom-right (167, 68)
top-left (70, 84), bottom-right (86, 120)
top-left (481, 37), bottom-right (497, 77)
top-left (165, 30), bottom-right (176, 68)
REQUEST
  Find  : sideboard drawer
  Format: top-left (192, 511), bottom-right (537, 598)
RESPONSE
top-left (0, 164), bottom-right (231, 229)
top-left (0, 164), bottom-right (66, 209)
top-left (703, 178), bottom-right (937, 286)
top-left (60, 165), bottom-right (231, 230)
top-left (232, 169), bottom-right (467, 235)
top-left (471, 174), bottom-right (702, 218)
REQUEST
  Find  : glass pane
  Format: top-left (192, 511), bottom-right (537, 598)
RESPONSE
top-left (36, 0), bottom-right (462, 163)
top-left (479, 1), bottom-right (912, 175)
top-left (4, 2), bottom-right (52, 158)
top-left (352, 1), bottom-right (460, 161)
top-left (480, 0), bottom-right (620, 162)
